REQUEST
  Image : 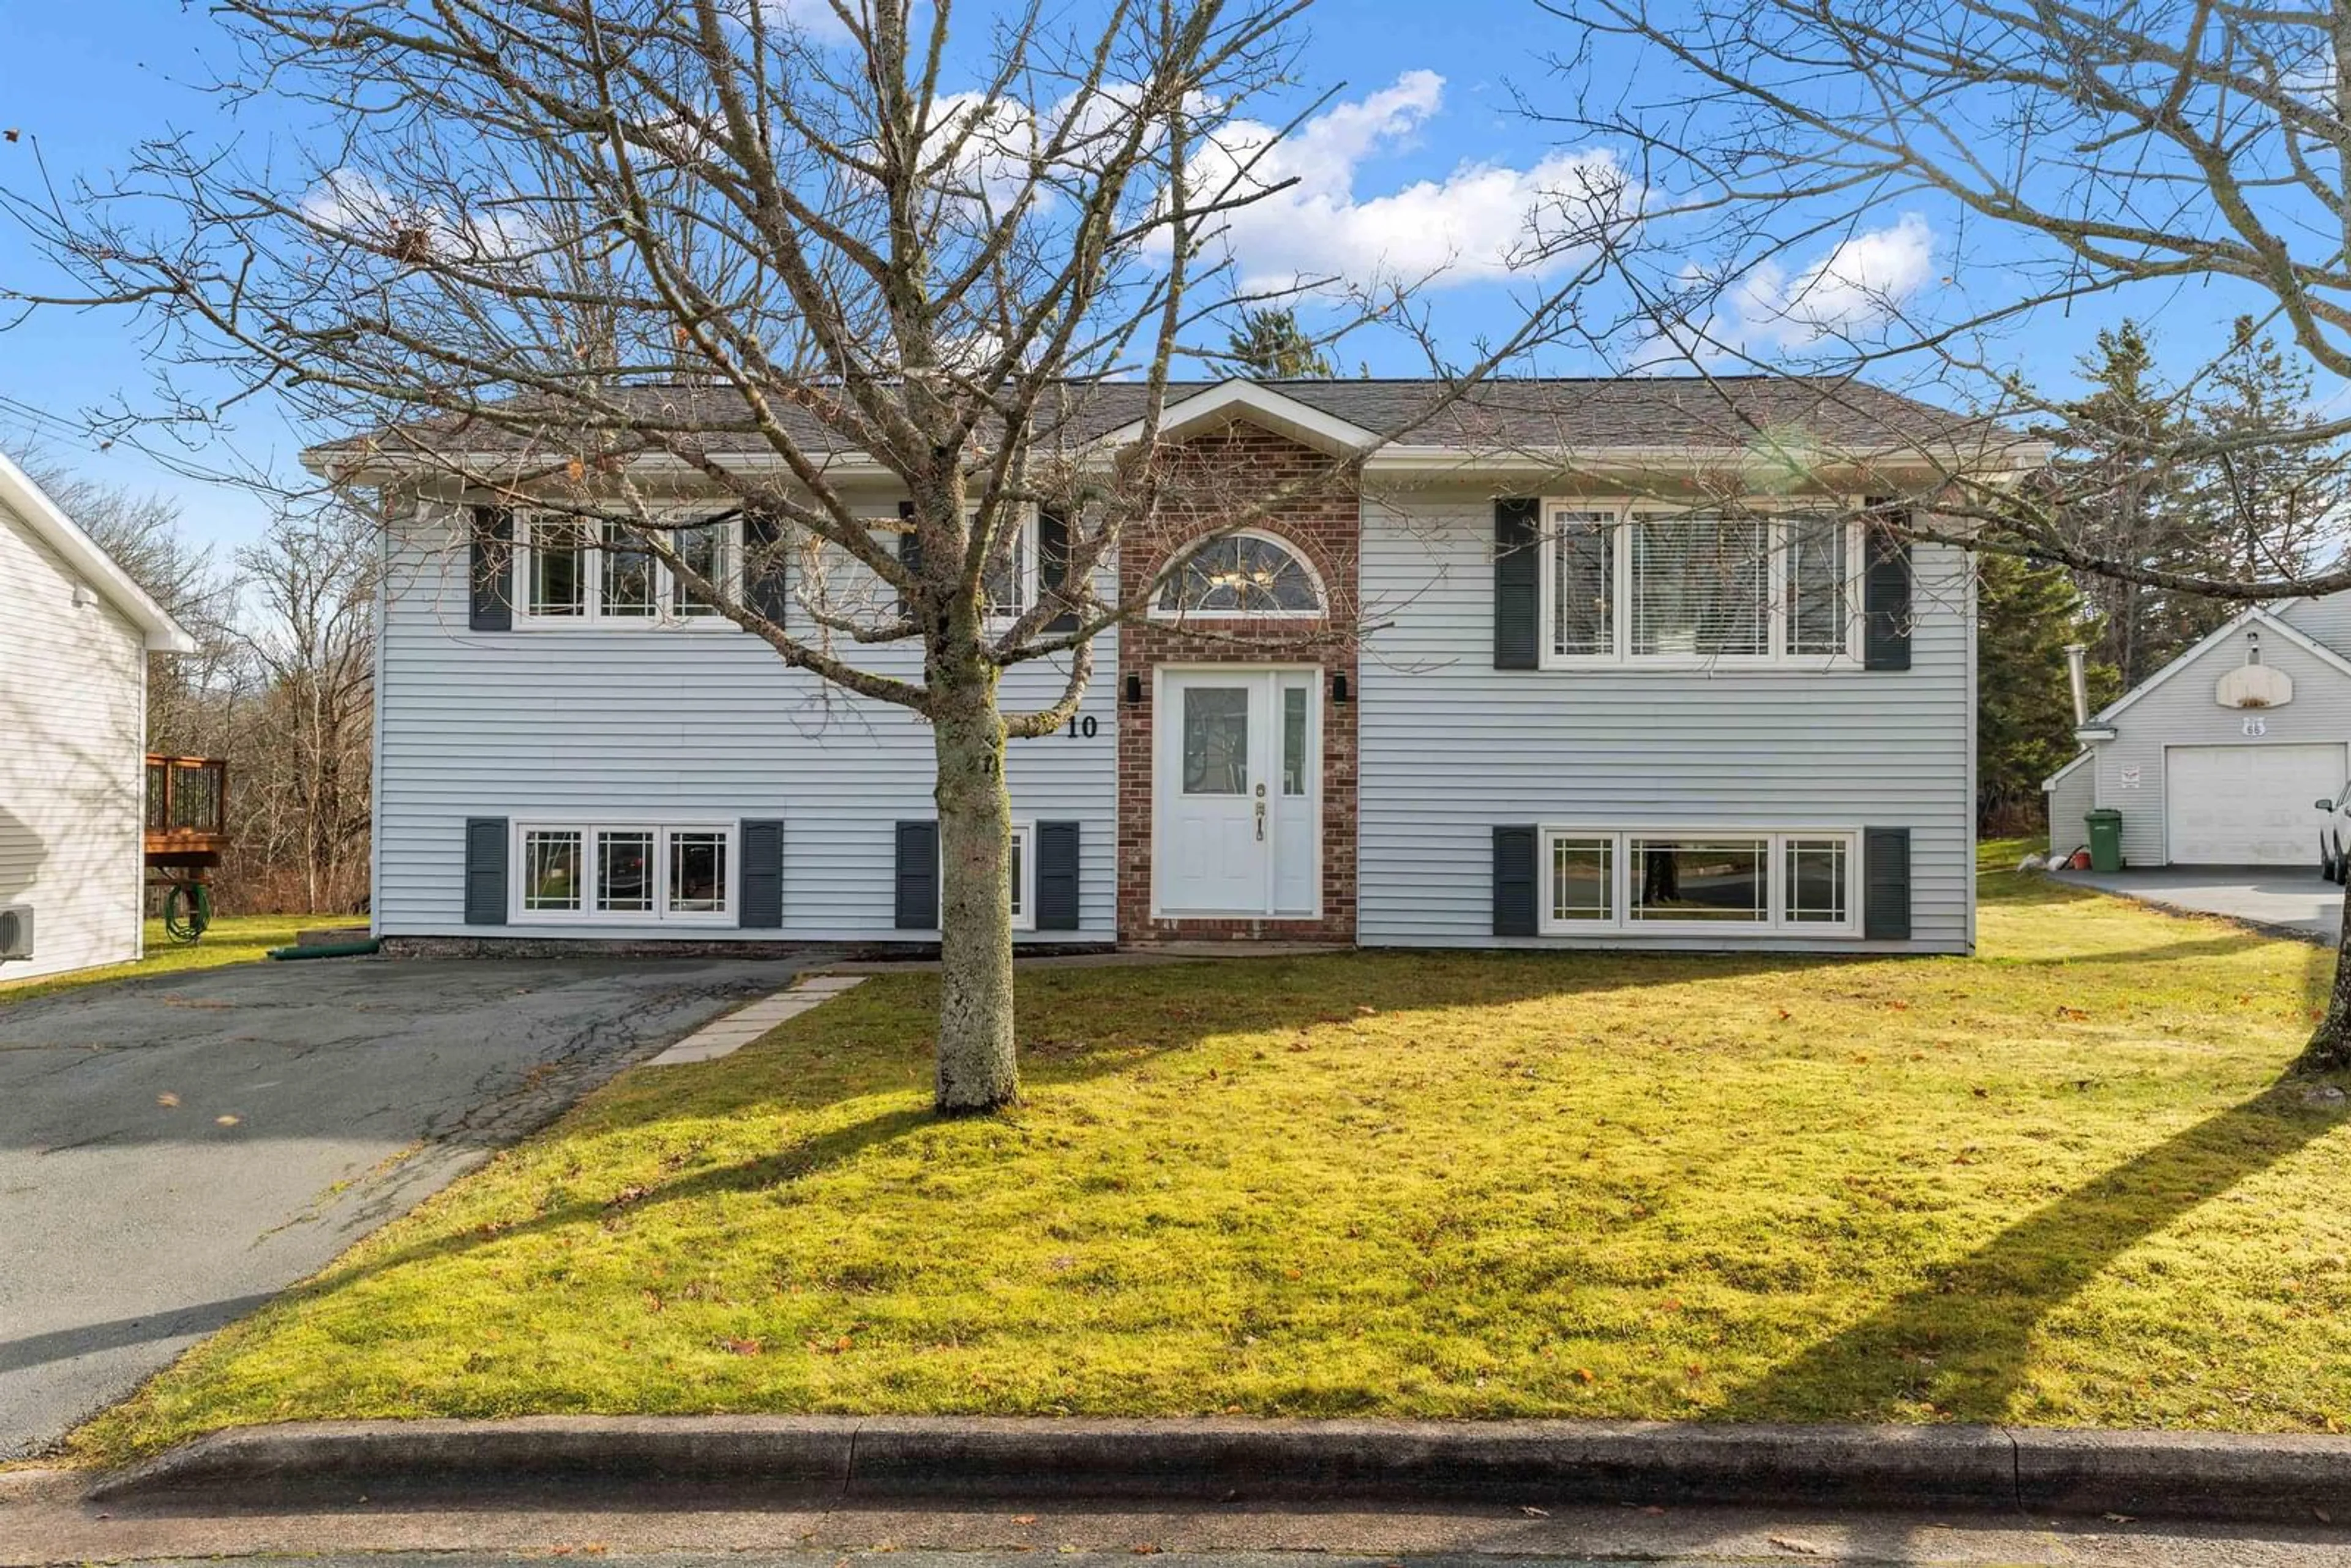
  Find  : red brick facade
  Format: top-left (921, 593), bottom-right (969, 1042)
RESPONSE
top-left (1116, 420), bottom-right (1359, 944)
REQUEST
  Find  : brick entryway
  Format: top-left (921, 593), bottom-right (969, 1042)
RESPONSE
top-left (1114, 420), bottom-right (1357, 945)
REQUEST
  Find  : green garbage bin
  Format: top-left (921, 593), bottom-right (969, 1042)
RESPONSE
top-left (2085, 808), bottom-right (2124, 872)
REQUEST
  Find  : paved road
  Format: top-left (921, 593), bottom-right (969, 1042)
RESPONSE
top-left (3, 1482), bottom-right (2345, 1568)
top-left (2057, 867), bottom-right (2344, 943)
top-left (0, 953), bottom-right (806, 1460)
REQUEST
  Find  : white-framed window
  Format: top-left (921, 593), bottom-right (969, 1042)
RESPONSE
top-left (1540, 501), bottom-right (1862, 667)
top-left (1008, 820), bottom-right (1036, 932)
top-left (1152, 529), bottom-right (1325, 620)
top-left (981, 507), bottom-right (1039, 625)
top-left (1539, 828), bottom-right (1859, 936)
top-left (514, 512), bottom-right (739, 628)
top-left (512, 822), bottom-right (737, 925)
top-left (880, 506), bottom-right (1038, 628)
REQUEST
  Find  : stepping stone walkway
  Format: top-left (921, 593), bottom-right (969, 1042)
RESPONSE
top-left (643, 974), bottom-right (868, 1066)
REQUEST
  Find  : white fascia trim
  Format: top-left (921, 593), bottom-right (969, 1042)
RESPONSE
top-left (2090, 606), bottom-right (2351, 728)
top-left (2041, 749), bottom-right (2093, 792)
top-left (1090, 379), bottom-right (1381, 457)
top-left (1358, 442), bottom-right (2044, 479)
top-left (0, 448), bottom-right (195, 652)
top-left (305, 447), bottom-right (899, 486)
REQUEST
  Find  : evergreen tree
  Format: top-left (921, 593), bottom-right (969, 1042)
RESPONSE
top-left (1224, 307), bottom-right (1333, 378)
top-left (1975, 552), bottom-right (2116, 831)
top-left (2055, 321), bottom-right (2194, 689)
top-left (2186, 316), bottom-right (2351, 590)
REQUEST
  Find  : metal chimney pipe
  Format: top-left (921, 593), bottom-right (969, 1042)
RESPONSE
top-left (2064, 643), bottom-right (2091, 727)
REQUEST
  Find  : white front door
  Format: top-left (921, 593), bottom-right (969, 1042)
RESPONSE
top-left (1155, 669), bottom-right (1319, 917)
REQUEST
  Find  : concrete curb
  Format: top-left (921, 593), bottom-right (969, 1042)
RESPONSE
top-left (83, 1416), bottom-right (2351, 1523)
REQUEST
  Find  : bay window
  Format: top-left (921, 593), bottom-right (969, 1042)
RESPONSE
top-left (514, 822), bottom-right (737, 923)
top-left (515, 514), bottom-right (738, 627)
top-left (1543, 501), bottom-right (1861, 666)
top-left (1540, 828), bottom-right (1858, 934)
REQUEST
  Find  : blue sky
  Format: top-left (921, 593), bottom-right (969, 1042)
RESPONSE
top-left (0, 0), bottom-right (2301, 552)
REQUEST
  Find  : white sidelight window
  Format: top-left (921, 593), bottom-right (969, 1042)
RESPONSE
top-left (512, 822), bottom-right (738, 923)
top-left (515, 514), bottom-right (740, 628)
top-left (1007, 822), bottom-right (1035, 931)
top-left (1542, 501), bottom-right (1863, 667)
top-left (1538, 828), bottom-right (1859, 935)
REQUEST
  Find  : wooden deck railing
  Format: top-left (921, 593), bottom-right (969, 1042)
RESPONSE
top-left (144, 754), bottom-right (229, 863)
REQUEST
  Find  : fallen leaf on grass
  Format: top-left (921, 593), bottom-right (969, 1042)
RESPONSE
top-left (720, 1337), bottom-right (763, 1356)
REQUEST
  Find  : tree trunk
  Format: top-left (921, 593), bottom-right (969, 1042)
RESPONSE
top-left (929, 643), bottom-right (1021, 1114)
top-left (2300, 889), bottom-right (2351, 1072)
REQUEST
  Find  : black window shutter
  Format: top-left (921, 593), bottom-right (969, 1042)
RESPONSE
top-left (1035, 820), bottom-right (1081, 930)
top-left (463, 817), bottom-right (509, 925)
top-left (743, 511), bottom-right (789, 626)
top-left (894, 820), bottom-right (940, 929)
top-left (469, 507), bottom-right (514, 631)
top-left (1864, 827), bottom-right (1911, 940)
top-left (1493, 498), bottom-right (1540, 670)
top-left (1493, 825), bottom-right (1539, 937)
top-left (1863, 517), bottom-right (1913, 671)
top-left (1037, 509), bottom-right (1079, 632)
top-left (896, 500), bottom-right (923, 615)
top-left (740, 819), bottom-right (784, 928)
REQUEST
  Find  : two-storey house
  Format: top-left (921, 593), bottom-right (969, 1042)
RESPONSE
top-left (317, 377), bottom-right (1995, 957)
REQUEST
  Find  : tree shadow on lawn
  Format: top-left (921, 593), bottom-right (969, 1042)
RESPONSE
top-left (1712, 1073), bottom-right (2344, 1425)
top-left (189, 935), bottom-right (2346, 1400)
top-left (249, 950), bottom-right (1865, 1311)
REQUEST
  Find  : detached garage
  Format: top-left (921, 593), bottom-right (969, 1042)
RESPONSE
top-left (2050, 607), bottom-right (2351, 871)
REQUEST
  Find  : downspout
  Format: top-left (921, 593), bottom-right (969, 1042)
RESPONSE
top-left (2064, 643), bottom-right (2091, 727)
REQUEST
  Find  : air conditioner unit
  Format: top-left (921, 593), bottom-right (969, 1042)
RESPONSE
top-left (0, 904), bottom-right (32, 962)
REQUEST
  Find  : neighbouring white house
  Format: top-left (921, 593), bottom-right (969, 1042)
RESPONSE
top-left (0, 451), bottom-right (195, 980)
top-left (313, 377), bottom-right (2030, 958)
top-left (2046, 600), bottom-right (2351, 868)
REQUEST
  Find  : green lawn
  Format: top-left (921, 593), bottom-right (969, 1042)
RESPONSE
top-left (0, 916), bottom-right (312, 1007)
top-left (71, 867), bottom-right (2351, 1462)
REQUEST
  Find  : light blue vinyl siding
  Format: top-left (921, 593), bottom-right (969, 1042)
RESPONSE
top-left (374, 503), bottom-right (1115, 943)
top-left (1354, 487), bottom-right (1976, 953)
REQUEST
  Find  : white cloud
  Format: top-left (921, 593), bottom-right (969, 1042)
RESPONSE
top-left (1185, 72), bottom-right (1635, 293)
top-left (765, 0), bottom-right (854, 45)
top-left (1648, 214), bottom-right (1935, 366)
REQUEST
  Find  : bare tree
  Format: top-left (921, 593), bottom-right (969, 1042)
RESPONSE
top-left (1546, 0), bottom-right (2351, 1068)
top-left (2, 0), bottom-right (1614, 1110)
top-left (234, 506), bottom-right (377, 915)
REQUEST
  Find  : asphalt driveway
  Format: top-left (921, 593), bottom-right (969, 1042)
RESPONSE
top-left (0, 953), bottom-right (809, 1460)
top-left (2057, 866), bottom-right (2344, 942)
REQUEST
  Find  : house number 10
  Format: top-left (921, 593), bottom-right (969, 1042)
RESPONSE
top-left (1065, 715), bottom-right (1100, 740)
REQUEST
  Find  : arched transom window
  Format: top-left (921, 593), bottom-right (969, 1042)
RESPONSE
top-left (1155, 530), bottom-right (1325, 618)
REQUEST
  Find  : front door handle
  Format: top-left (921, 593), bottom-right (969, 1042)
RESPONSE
top-left (1255, 798), bottom-right (1266, 841)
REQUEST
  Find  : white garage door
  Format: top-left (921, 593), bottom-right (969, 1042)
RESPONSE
top-left (2165, 743), bottom-right (2347, 866)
